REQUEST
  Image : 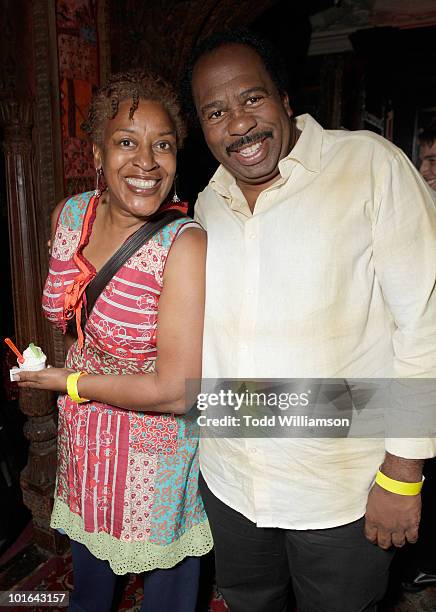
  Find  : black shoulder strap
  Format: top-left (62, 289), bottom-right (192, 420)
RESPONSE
top-left (85, 209), bottom-right (187, 316)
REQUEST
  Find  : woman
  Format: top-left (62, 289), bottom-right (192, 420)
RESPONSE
top-left (17, 71), bottom-right (212, 612)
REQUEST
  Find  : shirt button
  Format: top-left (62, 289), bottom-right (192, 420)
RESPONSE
top-left (247, 288), bottom-right (254, 295)
top-left (250, 448), bottom-right (257, 454)
top-left (248, 233), bottom-right (256, 239)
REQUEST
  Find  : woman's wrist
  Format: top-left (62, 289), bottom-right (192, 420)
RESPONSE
top-left (66, 371), bottom-right (89, 403)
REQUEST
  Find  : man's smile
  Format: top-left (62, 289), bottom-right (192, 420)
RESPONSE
top-left (226, 130), bottom-right (273, 155)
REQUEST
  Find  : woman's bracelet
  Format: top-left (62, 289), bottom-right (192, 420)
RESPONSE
top-left (375, 469), bottom-right (423, 496)
top-left (66, 371), bottom-right (89, 403)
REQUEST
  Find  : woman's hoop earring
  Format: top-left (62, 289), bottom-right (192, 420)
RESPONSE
top-left (94, 167), bottom-right (103, 197)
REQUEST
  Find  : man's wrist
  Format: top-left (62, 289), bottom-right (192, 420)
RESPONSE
top-left (380, 451), bottom-right (424, 482)
top-left (375, 470), bottom-right (423, 495)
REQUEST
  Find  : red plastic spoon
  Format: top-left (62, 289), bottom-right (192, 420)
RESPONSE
top-left (4, 337), bottom-right (25, 364)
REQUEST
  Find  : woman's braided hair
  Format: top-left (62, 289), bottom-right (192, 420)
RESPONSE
top-left (82, 70), bottom-right (186, 147)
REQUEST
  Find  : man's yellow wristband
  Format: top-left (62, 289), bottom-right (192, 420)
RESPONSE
top-left (67, 371), bottom-right (89, 404)
top-left (375, 470), bottom-right (423, 496)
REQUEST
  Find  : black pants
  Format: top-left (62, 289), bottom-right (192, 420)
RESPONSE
top-left (200, 473), bottom-right (394, 612)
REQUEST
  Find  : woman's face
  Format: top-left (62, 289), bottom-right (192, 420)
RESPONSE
top-left (94, 99), bottom-right (177, 218)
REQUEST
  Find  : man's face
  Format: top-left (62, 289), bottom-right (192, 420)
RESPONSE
top-left (192, 44), bottom-right (294, 191)
top-left (419, 141), bottom-right (436, 191)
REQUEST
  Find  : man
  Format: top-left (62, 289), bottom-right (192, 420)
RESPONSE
top-left (184, 29), bottom-right (436, 612)
top-left (419, 124), bottom-right (436, 196)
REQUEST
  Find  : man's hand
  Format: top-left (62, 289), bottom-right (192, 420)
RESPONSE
top-left (364, 452), bottom-right (423, 549)
top-left (364, 484), bottom-right (421, 549)
top-left (16, 367), bottom-right (73, 393)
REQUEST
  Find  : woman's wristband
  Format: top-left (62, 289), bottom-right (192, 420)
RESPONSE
top-left (66, 371), bottom-right (89, 403)
top-left (375, 469), bottom-right (423, 496)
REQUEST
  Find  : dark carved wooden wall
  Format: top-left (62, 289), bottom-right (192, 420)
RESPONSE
top-left (0, 0), bottom-right (66, 553)
top-left (110, 0), bottom-right (278, 78)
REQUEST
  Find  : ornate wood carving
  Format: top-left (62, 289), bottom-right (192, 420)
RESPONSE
top-left (311, 0), bottom-right (372, 32)
top-left (0, 98), bottom-right (64, 553)
top-left (372, 0), bottom-right (436, 29)
top-left (32, 0), bottom-right (66, 370)
top-left (111, 0), bottom-right (278, 80)
top-left (310, 0), bottom-right (436, 55)
top-left (0, 8), bottom-right (16, 98)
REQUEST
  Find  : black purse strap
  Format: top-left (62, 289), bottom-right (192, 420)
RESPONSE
top-left (85, 209), bottom-right (187, 316)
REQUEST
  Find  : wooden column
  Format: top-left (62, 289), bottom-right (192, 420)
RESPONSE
top-left (0, 99), bottom-right (63, 553)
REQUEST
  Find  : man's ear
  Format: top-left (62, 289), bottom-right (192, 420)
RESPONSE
top-left (282, 93), bottom-right (293, 119)
top-left (93, 143), bottom-right (103, 170)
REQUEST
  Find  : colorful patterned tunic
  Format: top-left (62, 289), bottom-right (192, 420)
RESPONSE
top-left (42, 192), bottom-right (212, 574)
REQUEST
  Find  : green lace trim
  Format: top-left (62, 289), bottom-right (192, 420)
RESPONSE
top-left (51, 498), bottom-right (213, 575)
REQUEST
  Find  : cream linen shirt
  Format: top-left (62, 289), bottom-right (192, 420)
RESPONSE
top-left (194, 114), bottom-right (436, 529)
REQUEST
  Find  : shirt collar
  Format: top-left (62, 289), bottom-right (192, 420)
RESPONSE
top-left (210, 164), bottom-right (237, 199)
top-left (278, 114), bottom-right (323, 178)
top-left (209, 113), bottom-right (323, 198)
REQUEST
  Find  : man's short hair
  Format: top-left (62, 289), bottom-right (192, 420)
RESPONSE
top-left (181, 28), bottom-right (289, 123)
top-left (419, 123), bottom-right (436, 148)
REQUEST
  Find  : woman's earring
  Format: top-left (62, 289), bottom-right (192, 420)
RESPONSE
top-left (172, 176), bottom-right (180, 203)
top-left (94, 167), bottom-right (103, 197)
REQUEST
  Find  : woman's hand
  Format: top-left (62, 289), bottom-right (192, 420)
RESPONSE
top-left (16, 368), bottom-right (74, 393)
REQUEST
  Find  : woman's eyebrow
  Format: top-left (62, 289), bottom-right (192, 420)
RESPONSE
top-left (111, 127), bottom-right (137, 134)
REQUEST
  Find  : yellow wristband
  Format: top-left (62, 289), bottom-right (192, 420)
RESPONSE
top-left (375, 470), bottom-right (423, 496)
top-left (66, 371), bottom-right (89, 404)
